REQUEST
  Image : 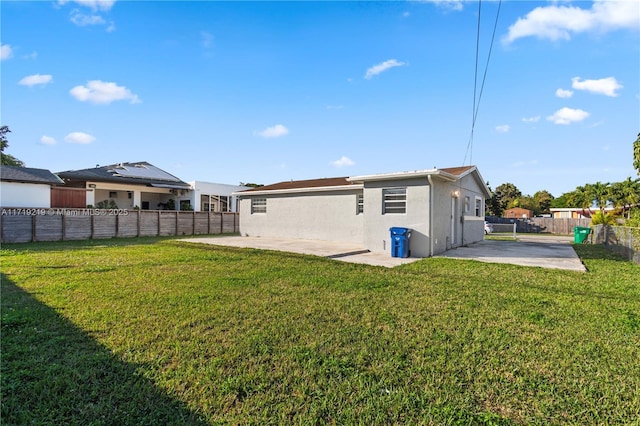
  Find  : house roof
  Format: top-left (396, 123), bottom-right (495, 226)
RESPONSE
top-left (235, 165), bottom-right (491, 197)
top-left (1, 165), bottom-right (64, 185)
top-left (241, 177), bottom-right (355, 192)
top-left (347, 165), bottom-right (477, 183)
top-left (57, 161), bottom-right (191, 189)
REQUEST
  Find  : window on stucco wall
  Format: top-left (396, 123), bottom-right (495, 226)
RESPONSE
top-left (475, 197), bottom-right (482, 217)
top-left (251, 198), bottom-right (266, 214)
top-left (382, 188), bottom-right (406, 214)
top-left (357, 193), bottom-right (364, 214)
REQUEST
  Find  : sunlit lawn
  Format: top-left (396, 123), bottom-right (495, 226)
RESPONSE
top-left (2, 237), bottom-right (639, 425)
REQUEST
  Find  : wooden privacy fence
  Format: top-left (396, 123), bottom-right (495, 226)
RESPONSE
top-left (530, 218), bottom-right (591, 235)
top-left (0, 209), bottom-right (239, 243)
top-left (486, 217), bottom-right (591, 234)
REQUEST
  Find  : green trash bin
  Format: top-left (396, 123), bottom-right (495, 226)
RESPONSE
top-left (573, 226), bottom-right (591, 244)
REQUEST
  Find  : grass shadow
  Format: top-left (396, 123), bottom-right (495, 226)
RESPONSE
top-left (0, 274), bottom-right (208, 425)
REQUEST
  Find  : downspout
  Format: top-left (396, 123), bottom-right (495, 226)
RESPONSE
top-left (428, 174), bottom-right (435, 257)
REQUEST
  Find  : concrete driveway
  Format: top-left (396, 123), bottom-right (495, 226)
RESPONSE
top-left (183, 234), bottom-right (585, 271)
top-left (436, 235), bottom-right (586, 272)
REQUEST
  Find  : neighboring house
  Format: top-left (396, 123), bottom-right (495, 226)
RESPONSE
top-left (234, 166), bottom-right (490, 257)
top-left (550, 207), bottom-right (615, 219)
top-left (504, 207), bottom-right (532, 219)
top-left (1, 165), bottom-right (64, 208)
top-left (57, 162), bottom-right (192, 210)
top-left (188, 181), bottom-right (249, 213)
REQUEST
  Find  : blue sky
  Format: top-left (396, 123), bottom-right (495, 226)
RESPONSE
top-left (2, 0), bottom-right (639, 197)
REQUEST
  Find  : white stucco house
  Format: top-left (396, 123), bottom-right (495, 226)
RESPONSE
top-left (188, 181), bottom-right (249, 213)
top-left (234, 165), bottom-right (491, 257)
top-left (1, 165), bottom-right (65, 208)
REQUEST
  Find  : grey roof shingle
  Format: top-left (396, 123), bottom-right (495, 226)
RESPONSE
top-left (57, 161), bottom-right (191, 189)
top-left (1, 165), bottom-right (64, 185)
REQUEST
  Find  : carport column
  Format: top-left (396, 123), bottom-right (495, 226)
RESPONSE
top-left (132, 190), bottom-right (142, 209)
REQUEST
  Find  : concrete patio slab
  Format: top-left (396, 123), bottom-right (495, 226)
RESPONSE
top-left (183, 234), bottom-right (585, 271)
top-left (183, 236), bottom-right (419, 268)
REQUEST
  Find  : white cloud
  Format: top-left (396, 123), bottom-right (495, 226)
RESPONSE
top-left (40, 136), bottom-right (57, 145)
top-left (503, 0), bottom-right (640, 44)
top-left (255, 124), bottom-right (289, 139)
top-left (555, 88), bottom-right (574, 98)
top-left (1, 44), bottom-right (13, 60)
top-left (331, 156), bottom-right (355, 167)
top-left (546, 107), bottom-right (590, 125)
top-left (365, 59), bottom-right (406, 79)
top-left (58, 0), bottom-right (115, 12)
top-left (495, 125), bottom-right (510, 133)
top-left (522, 115), bottom-right (540, 123)
top-left (19, 74), bottom-right (53, 87)
top-left (70, 80), bottom-right (141, 104)
top-left (571, 76), bottom-right (622, 97)
top-left (418, 0), bottom-right (464, 12)
top-left (23, 51), bottom-right (38, 60)
top-left (70, 10), bottom-right (106, 26)
top-left (64, 132), bottom-right (96, 144)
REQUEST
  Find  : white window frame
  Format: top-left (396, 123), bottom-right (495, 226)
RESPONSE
top-left (382, 187), bottom-right (406, 214)
top-left (251, 198), bottom-right (267, 214)
top-left (464, 196), bottom-right (470, 213)
top-left (475, 197), bottom-right (483, 217)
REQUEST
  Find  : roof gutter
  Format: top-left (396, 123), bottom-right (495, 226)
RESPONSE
top-left (348, 169), bottom-right (458, 183)
top-left (233, 184), bottom-right (363, 197)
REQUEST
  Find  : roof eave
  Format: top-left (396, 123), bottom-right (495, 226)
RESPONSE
top-left (234, 184), bottom-right (363, 197)
top-left (347, 169), bottom-right (458, 183)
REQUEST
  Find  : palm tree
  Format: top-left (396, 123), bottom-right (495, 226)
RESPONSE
top-left (585, 182), bottom-right (612, 215)
top-left (566, 185), bottom-right (592, 210)
top-left (611, 178), bottom-right (640, 218)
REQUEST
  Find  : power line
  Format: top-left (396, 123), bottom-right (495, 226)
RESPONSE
top-left (463, 0), bottom-right (502, 166)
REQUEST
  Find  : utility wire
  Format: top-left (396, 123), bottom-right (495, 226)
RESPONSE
top-left (463, 0), bottom-right (502, 166)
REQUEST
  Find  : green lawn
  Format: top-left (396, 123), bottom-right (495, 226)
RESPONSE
top-left (1, 237), bottom-right (639, 425)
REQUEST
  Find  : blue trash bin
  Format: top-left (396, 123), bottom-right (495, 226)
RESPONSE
top-left (389, 227), bottom-right (411, 258)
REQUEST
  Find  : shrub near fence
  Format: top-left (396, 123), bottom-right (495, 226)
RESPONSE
top-left (0, 209), bottom-right (239, 243)
top-left (592, 224), bottom-right (640, 265)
